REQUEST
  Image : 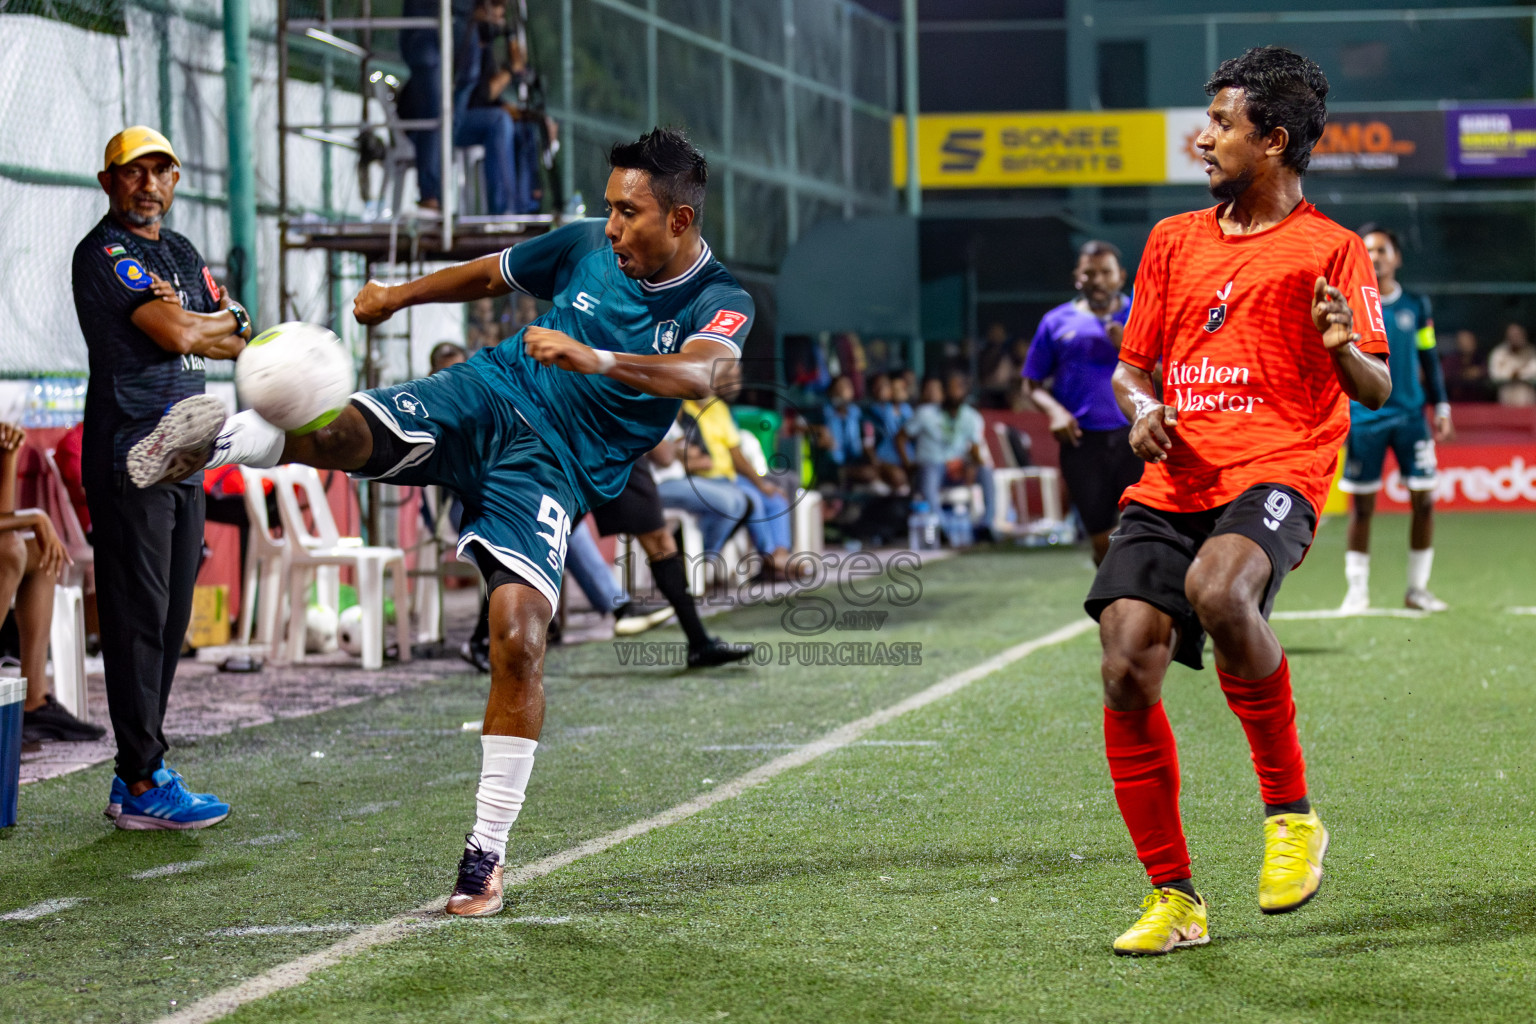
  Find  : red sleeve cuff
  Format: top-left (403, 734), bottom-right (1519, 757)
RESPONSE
top-left (1119, 350), bottom-right (1157, 373)
top-left (1356, 336), bottom-right (1389, 356)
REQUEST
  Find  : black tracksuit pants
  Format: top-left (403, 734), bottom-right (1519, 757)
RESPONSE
top-left (84, 470), bottom-right (204, 786)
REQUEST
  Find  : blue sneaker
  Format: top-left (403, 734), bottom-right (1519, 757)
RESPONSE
top-left (115, 768), bottom-right (230, 830)
top-left (104, 763), bottom-right (217, 820)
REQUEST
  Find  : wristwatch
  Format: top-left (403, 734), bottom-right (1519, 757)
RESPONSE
top-left (227, 300), bottom-right (252, 338)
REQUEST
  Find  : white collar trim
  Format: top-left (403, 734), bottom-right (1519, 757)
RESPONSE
top-left (640, 243), bottom-right (711, 292)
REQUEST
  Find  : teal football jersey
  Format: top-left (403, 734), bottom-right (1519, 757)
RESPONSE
top-left (473, 219), bottom-right (753, 507)
top-left (1351, 287), bottom-right (1434, 424)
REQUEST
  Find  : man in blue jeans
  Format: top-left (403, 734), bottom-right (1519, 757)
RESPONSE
top-left (398, 0), bottom-right (516, 214)
top-left (649, 421), bottom-right (748, 557)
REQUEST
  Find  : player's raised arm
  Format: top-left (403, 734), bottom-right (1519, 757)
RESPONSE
top-left (1312, 276), bottom-right (1391, 410)
top-left (353, 254), bottom-right (510, 326)
top-left (522, 328), bottom-right (734, 400)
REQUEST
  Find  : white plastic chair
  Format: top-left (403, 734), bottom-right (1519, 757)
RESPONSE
top-left (40, 450), bottom-right (93, 594)
top-left (236, 467), bottom-right (287, 652)
top-left (48, 584), bottom-right (87, 721)
top-left (790, 489), bottom-right (824, 557)
top-left (272, 465), bottom-right (411, 670)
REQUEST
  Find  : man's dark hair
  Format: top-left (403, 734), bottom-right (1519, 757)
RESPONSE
top-left (1078, 240), bottom-right (1123, 262)
top-left (609, 127), bottom-right (708, 218)
top-left (1205, 46), bottom-right (1329, 175)
top-left (429, 341), bottom-right (467, 371)
top-left (1356, 222), bottom-right (1401, 252)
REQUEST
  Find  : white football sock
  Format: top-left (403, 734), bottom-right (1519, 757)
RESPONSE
top-left (1407, 548), bottom-right (1434, 592)
top-left (1344, 550), bottom-right (1370, 594)
top-left (471, 734), bottom-right (538, 861)
top-left (206, 410), bottom-right (286, 470)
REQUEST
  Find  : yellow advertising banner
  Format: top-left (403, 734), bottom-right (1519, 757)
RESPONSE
top-left (892, 110), bottom-right (1167, 189)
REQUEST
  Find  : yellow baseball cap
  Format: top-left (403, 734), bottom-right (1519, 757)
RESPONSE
top-left (103, 126), bottom-right (180, 172)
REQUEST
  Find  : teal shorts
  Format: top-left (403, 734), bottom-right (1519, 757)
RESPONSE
top-left (1342, 412), bottom-right (1437, 494)
top-left (350, 361), bottom-right (582, 609)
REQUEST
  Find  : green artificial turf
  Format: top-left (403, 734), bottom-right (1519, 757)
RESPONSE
top-left (5, 514), bottom-right (1535, 1023)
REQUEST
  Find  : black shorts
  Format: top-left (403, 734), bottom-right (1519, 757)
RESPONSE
top-left (590, 464), bottom-right (666, 537)
top-left (1083, 483), bottom-right (1316, 671)
top-left (1058, 426), bottom-right (1145, 535)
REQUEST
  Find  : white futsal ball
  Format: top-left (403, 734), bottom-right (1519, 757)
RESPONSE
top-left (304, 604), bottom-right (339, 654)
top-left (337, 605), bottom-right (365, 657)
top-left (236, 321), bottom-right (354, 433)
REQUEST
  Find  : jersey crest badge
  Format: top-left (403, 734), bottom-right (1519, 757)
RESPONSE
top-left (394, 392), bottom-right (427, 418)
top-left (702, 310), bottom-right (748, 337)
top-left (1396, 308), bottom-right (1416, 332)
top-left (1203, 303), bottom-right (1226, 333)
top-left (653, 320), bottom-right (681, 354)
top-left (114, 258), bottom-right (150, 291)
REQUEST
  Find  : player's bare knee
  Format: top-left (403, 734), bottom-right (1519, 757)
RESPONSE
top-left (489, 610), bottom-right (548, 683)
top-left (1185, 572), bottom-right (1255, 639)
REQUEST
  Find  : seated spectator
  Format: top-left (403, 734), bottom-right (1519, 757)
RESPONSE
top-left (1443, 330), bottom-right (1489, 403)
top-left (0, 422), bottom-right (99, 742)
top-left (900, 374), bottom-right (997, 544)
top-left (648, 421), bottom-right (749, 557)
top-left (1488, 322), bottom-right (1536, 406)
top-left (682, 396), bottom-right (792, 578)
top-left (863, 373), bottom-right (911, 493)
top-left (397, 0), bottom-right (517, 215)
top-left (814, 375), bottom-right (879, 488)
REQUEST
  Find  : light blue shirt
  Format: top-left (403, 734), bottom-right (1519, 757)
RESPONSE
top-left (905, 402), bottom-right (984, 465)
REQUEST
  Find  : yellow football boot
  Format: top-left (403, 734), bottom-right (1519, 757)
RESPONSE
top-left (1259, 810), bottom-right (1328, 914)
top-left (1112, 887), bottom-right (1210, 956)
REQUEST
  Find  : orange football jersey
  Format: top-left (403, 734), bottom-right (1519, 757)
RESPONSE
top-left (1119, 201), bottom-right (1389, 518)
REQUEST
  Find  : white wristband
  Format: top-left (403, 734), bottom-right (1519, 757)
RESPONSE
top-left (592, 348), bottom-right (616, 374)
top-left (1434, 402), bottom-right (1452, 418)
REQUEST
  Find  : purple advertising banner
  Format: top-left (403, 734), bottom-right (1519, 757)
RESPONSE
top-left (1447, 106), bottom-right (1536, 178)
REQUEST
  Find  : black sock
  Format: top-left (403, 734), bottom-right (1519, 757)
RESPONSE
top-left (1159, 877), bottom-right (1198, 900)
top-left (1264, 797), bottom-right (1312, 817)
top-left (649, 554), bottom-right (710, 648)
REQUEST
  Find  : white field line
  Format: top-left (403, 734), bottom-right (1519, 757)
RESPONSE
top-left (131, 861), bottom-right (208, 880)
top-left (0, 897), bottom-right (87, 921)
top-left (1508, 607), bottom-right (1536, 615)
top-left (1271, 608), bottom-right (1428, 620)
top-left (157, 617), bottom-right (1095, 1024)
top-left (208, 924), bottom-right (361, 938)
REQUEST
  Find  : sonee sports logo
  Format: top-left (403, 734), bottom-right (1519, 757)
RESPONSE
top-left (1262, 489), bottom-right (1293, 532)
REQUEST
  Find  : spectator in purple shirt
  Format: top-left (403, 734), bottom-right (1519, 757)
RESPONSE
top-left (1021, 240), bottom-right (1143, 564)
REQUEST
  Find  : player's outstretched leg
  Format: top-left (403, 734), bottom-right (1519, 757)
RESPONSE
top-left (128, 397), bottom-right (375, 487)
top-left (1099, 599), bottom-right (1208, 956)
top-left (1186, 534), bottom-right (1327, 915)
top-left (632, 527), bottom-right (752, 668)
top-left (447, 580), bottom-right (551, 918)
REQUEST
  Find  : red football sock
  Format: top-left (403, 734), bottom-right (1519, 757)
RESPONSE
top-left (1217, 653), bottom-right (1309, 806)
top-left (1103, 703), bottom-right (1190, 885)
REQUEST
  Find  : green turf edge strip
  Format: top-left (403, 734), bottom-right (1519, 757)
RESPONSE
top-left (155, 617), bottom-right (1097, 1024)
